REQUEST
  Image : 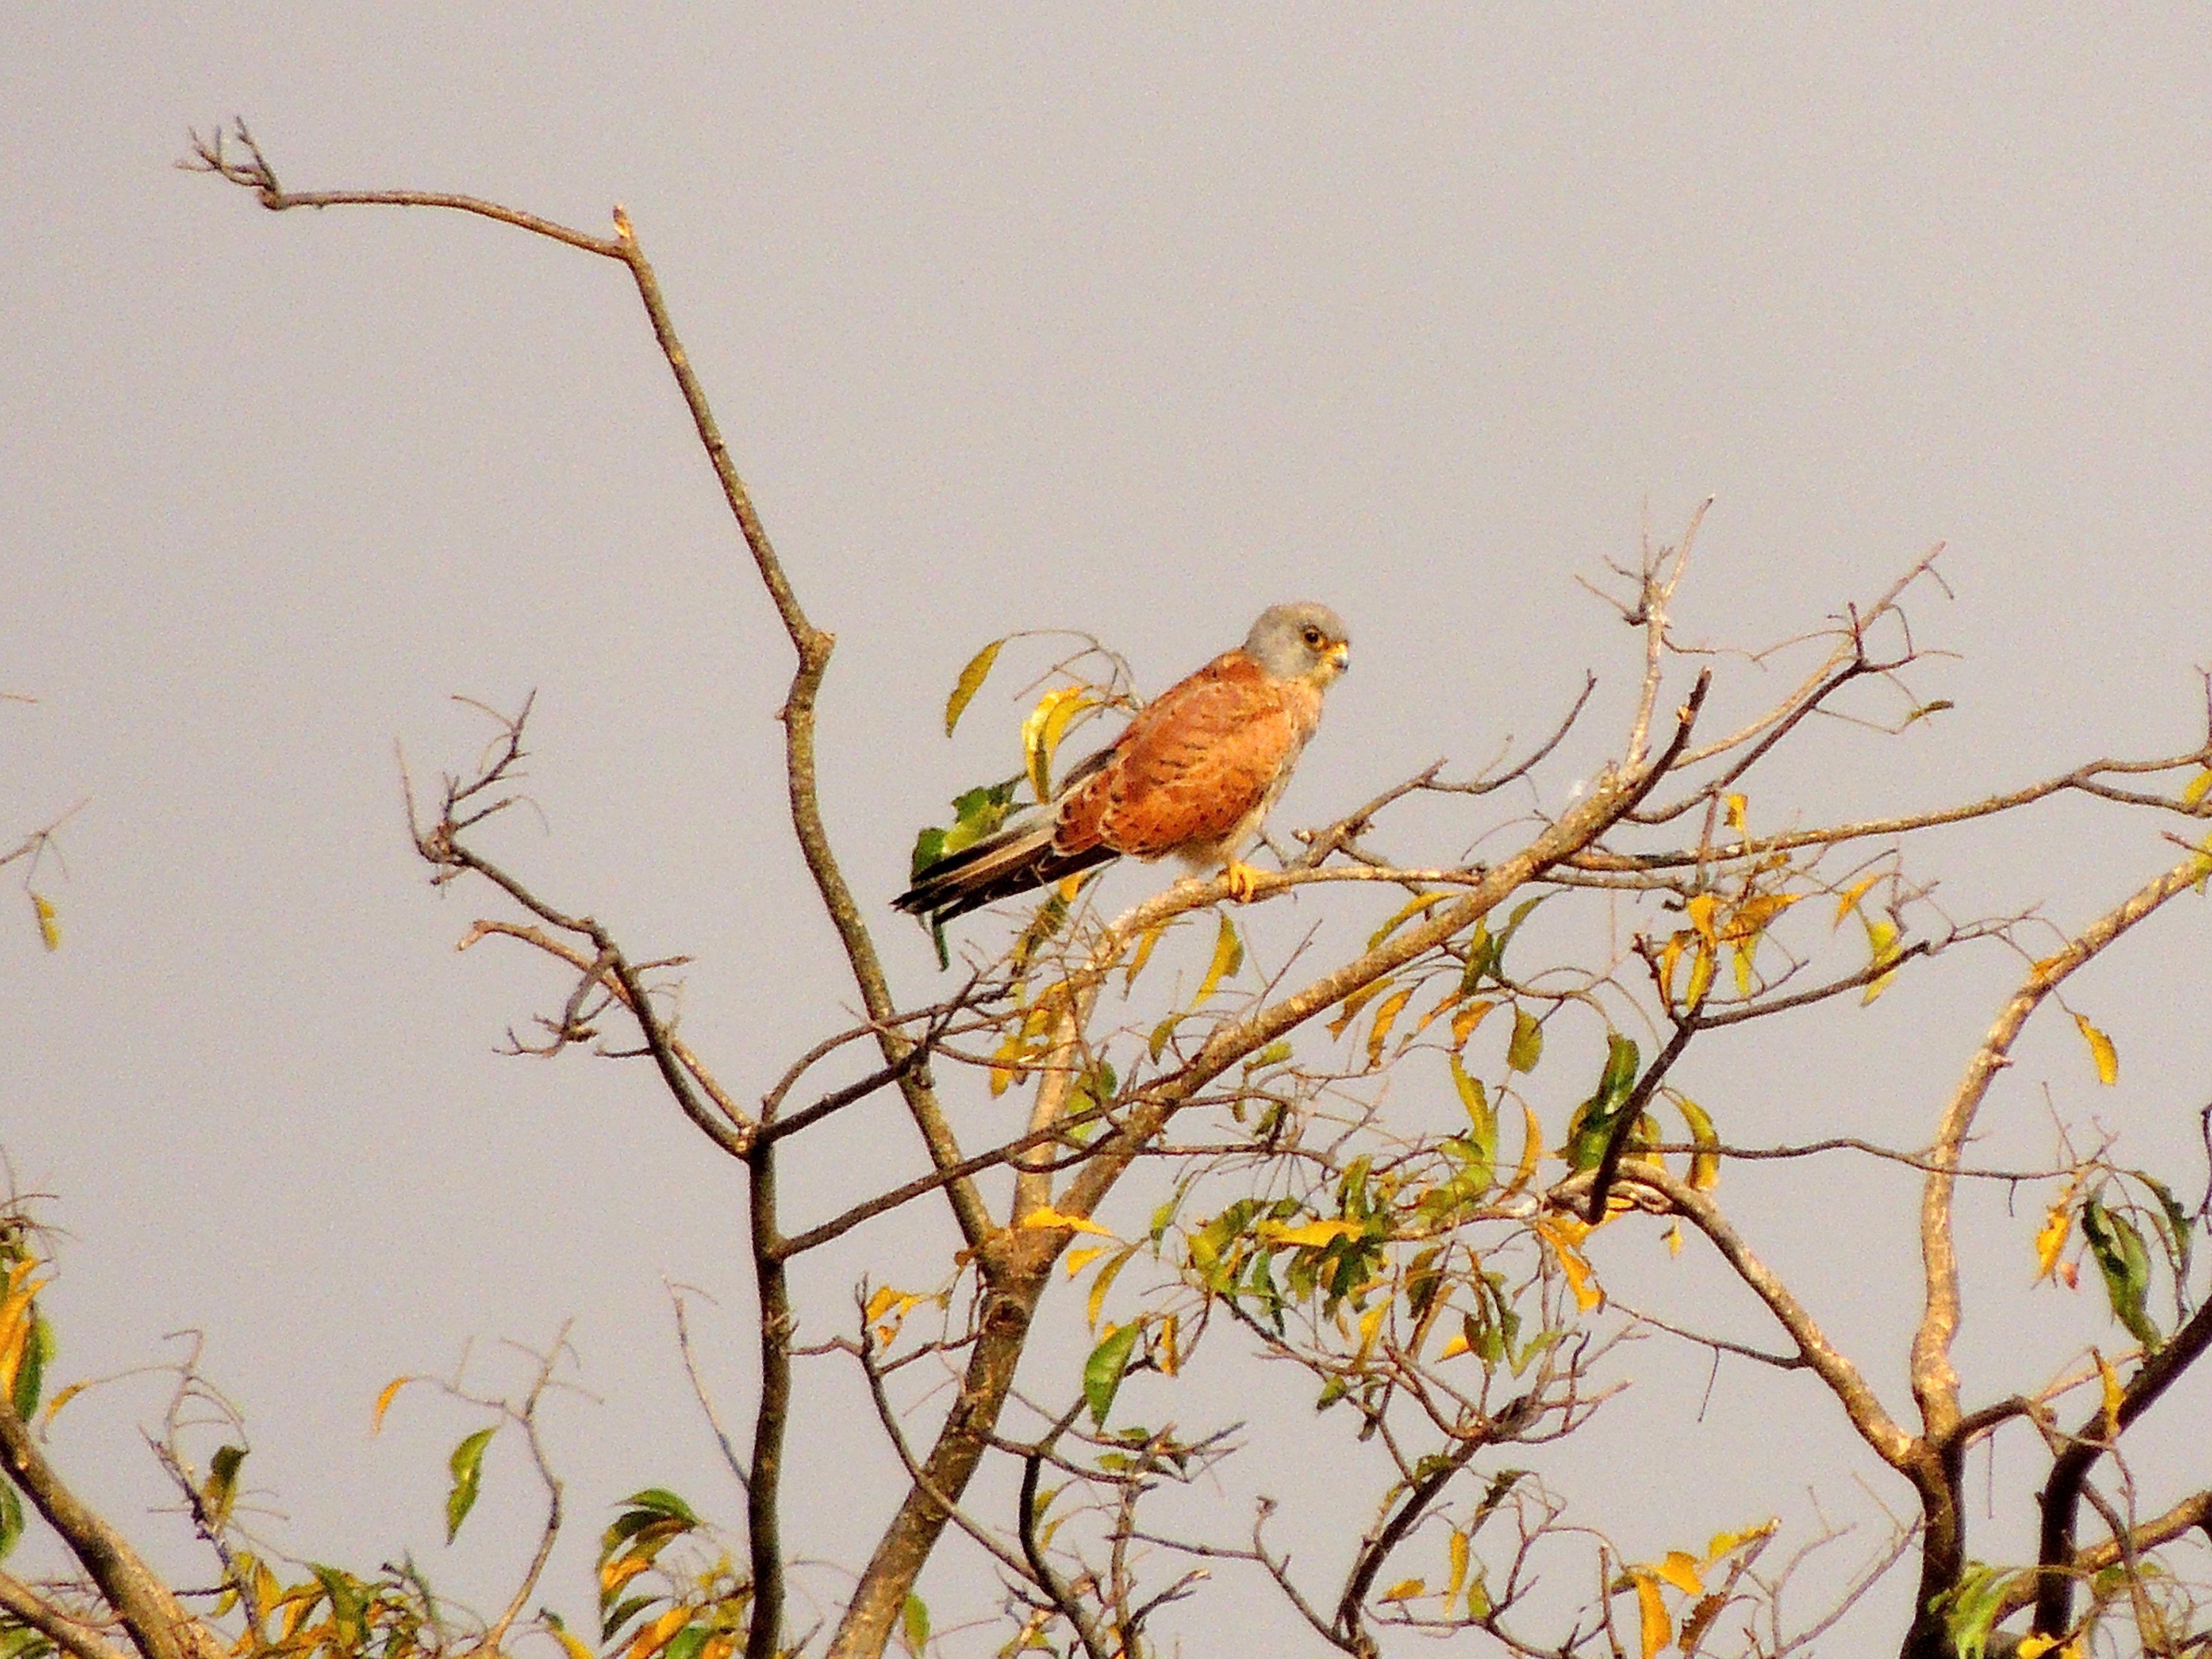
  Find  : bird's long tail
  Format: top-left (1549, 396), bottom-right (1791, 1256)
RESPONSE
top-left (893, 816), bottom-right (1114, 924)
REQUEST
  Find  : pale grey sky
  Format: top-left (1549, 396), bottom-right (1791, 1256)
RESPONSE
top-left (9, 8), bottom-right (2212, 1653)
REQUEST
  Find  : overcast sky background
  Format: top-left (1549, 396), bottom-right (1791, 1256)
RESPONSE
top-left (10, 8), bottom-right (2212, 1653)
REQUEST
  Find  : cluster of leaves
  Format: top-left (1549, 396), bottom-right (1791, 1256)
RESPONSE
top-left (2034, 1165), bottom-right (2196, 1353)
top-left (0, 1224), bottom-right (52, 1568)
top-left (594, 1489), bottom-right (751, 1659)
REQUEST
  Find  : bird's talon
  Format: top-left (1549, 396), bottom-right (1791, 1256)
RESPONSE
top-left (1222, 860), bottom-right (1262, 903)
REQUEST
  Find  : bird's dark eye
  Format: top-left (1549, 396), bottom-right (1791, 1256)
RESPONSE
top-left (1302, 626), bottom-right (1323, 647)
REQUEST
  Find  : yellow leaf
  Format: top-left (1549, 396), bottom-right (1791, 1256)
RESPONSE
top-left (1731, 940), bottom-right (1755, 998)
top-left (2095, 1348), bottom-right (2123, 1439)
top-left (253, 1559), bottom-right (281, 1623)
top-left (2034, 1203), bottom-right (2071, 1283)
top-left (1663, 1222), bottom-right (1683, 1256)
top-left (1656, 931), bottom-right (1688, 1003)
top-left (943, 638), bottom-right (1004, 736)
top-left (599, 1553), bottom-right (655, 1598)
top-left (1861, 917), bottom-right (1900, 1004)
top-left (1726, 891), bottom-right (1800, 940)
top-left (1021, 685), bottom-right (1095, 802)
top-left (1193, 911), bottom-right (1244, 1004)
top-left (1704, 1519), bottom-right (1777, 1559)
top-left (1329, 977), bottom-right (1395, 1040)
top-left (1379, 1579), bottom-right (1424, 1604)
top-left (1039, 688), bottom-right (1100, 767)
top-left (1063, 1246), bottom-right (1107, 1278)
top-left (1437, 1332), bottom-right (1470, 1360)
top-left (1368, 891), bottom-right (1449, 951)
top-left (1450, 998), bottom-right (1496, 1050)
top-left (371, 1376), bottom-right (414, 1434)
top-left (1654, 1551), bottom-right (1704, 1595)
top-left (1020, 1206), bottom-right (1115, 1237)
top-left (1634, 1572), bottom-right (1670, 1659)
top-left (42, 1379), bottom-right (88, 1426)
top-left (1505, 1102), bottom-right (1544, 1195)
top-left (1446, 1529), bottom-right (1470, 1600)
top-left (2183, 768), bottom-right (2212, 808)
top-left (2073, 1012), bottom-right (2118, 1085)
top-left (1159, 1312), bottom-right (1179, 1376)
top-left (626, 1606), bottom-right (694, 1659)
top-left (1832, 874), bottom-right (1882, 927)
top-left (1683, 940), bottom-right (1715, 1011)
top-left (31, 892), bottom-right (58, 952)
top-left (1411, 989), bottom-right (1461, 1038)
top-left (1356, 1302), bottom-right (1388, 1359)
top-left (1724, 793), bottom-right (1748, 834)
top-left (1675, 1094), bottom-right (1721, 1191)
top-left (1364, 986), bottom-right (1415, 1071)
top-left (1086, 1243), bottom-right (1139, 1331)
top-left (1685, 891), bottom-right (1719, 946)
top-left (552, 1624), bottom-right (599, 1659)
top-left (864, 1286), bottom-right (911, 1323)
top-left (1265, 1217), bottom-right (1365, 1249)
top-left (1534, 1216), bottom-right (1602, 1310)
top-left (1123, 918), bottom-right (1171, 990)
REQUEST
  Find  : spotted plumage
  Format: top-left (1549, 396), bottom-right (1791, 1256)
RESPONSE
top-left (895, 602), bottom-right (1351, 924)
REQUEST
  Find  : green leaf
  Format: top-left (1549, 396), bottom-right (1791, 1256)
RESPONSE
top-left (907, 826), bottom-right (947, 884)
top-left (618, 1487), bottom-right (702, 1525)
top-left (10, 1311), bottom-right (49, 1421)
top-left (1562, 1033), bottom-right (1642, 1170)
top-left (1448, 1056), bottom-right (1497, 1192)
top-left (663, 1625), bottom-right (710, 1659)
top-left (1504, 1009), bottom-right (1543, 1073)
top-left (909, 781), bottom-right (1023, 883)
top-left (1458, 920), bottom-right (1496, 992)
top-left (0, 1477), bottom-right (21, 1564)
top-left (310, 1564), bottom-right (365, 1644)
top-left (205, 1443), bottom-right (247, 1526)
top-left (944, 639), bottom-right (1005, 736)
top-left (1597, 1032), bottom-right (1638, 1102)
top-left (1934, 1563), bottom-right (2012, 1659)
top-left (600, 1593), bottom-right (659, 1644)
top-left (444, 1426), bottom-right (496, 1544)
top-left (2081, 1192), bottom-right (2161, 1351)
top-left (1148, 1013), bottom-right (1179, 1062)
top-left (1463, 894), bottom-right (1549, 993)
top-left (1083, 1323), bottom-right (1142, 1426)
top-left (2134, 1170), bottom-right (2193, 1288)
top-left (899, 1593), bottom-right (931, 1657)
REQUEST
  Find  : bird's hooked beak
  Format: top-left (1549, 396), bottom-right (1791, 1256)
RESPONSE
top-left (1325, 640), bottom-right (1350, 680)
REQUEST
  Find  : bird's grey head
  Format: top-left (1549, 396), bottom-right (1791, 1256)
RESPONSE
top-left (1244, 601), bottom-right (1351, 687)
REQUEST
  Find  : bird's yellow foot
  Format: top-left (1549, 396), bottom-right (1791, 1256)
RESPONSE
top-left (1221, 859), bottom-right (1262, 903)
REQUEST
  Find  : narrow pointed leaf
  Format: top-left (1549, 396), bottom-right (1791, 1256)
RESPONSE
top-left (2073, 1012), bottom-right (2118, 1085)
top-left (1193, 912), bottom-right (1243, 1004)
top-left (1083, 1322), bottom-right (1142, 1425)
top-left (444, 1427), bottom-right (496, 1543)
top-left (944, 639), bottom-right (1004, 735)
top-left (1505, 1009), bottom-right (1543, 1073)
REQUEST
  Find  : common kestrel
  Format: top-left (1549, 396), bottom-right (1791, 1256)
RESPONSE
top-left (895, 601), bottom-right (1351, 924)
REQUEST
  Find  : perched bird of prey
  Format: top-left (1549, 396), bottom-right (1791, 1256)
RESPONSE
top-left (895, 601), bottom-right (1351, 925)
